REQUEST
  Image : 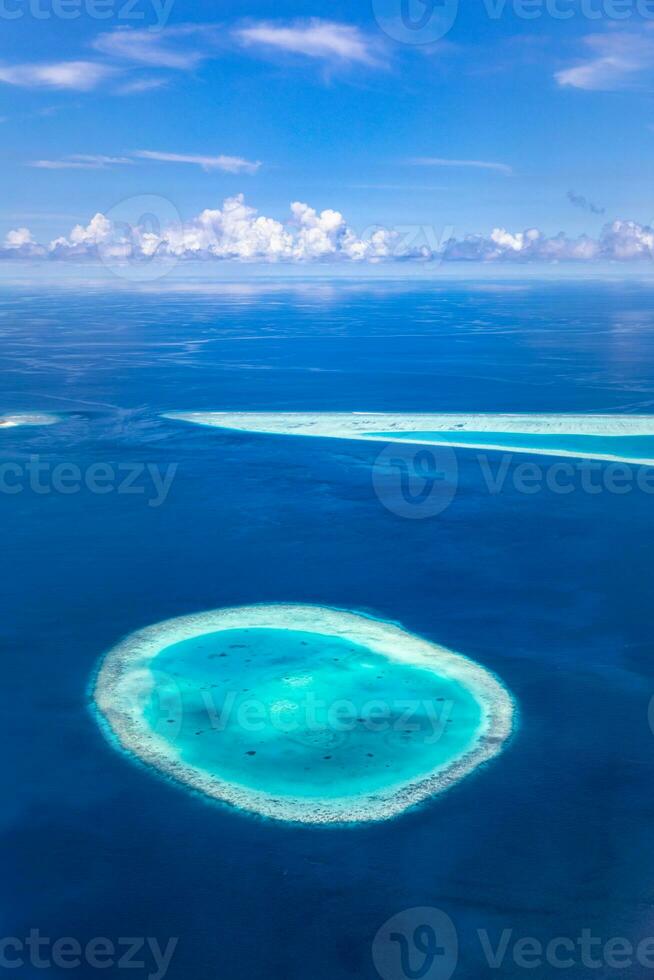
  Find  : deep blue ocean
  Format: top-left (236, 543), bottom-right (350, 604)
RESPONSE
top-left (4, 279), bottom-right (654, 979)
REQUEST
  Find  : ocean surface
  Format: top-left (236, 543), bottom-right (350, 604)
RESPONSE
top-left (4, 278), bottom-right (654, 979)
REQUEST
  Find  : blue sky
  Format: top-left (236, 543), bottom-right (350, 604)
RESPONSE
top-left (1, 0), bottom-right (654, 265)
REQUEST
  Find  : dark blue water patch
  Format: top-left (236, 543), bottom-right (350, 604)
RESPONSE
top-left (368, 430), bottom-right (654, 460)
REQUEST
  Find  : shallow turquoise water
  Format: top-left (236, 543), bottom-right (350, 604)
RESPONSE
top-left (368, 430), bottom-right (654, 460)
top-left (141, 627), bottom-right (484, 800)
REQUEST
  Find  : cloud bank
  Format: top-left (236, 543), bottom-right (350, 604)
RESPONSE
top-left (2, 195), bottom-right (654, 266)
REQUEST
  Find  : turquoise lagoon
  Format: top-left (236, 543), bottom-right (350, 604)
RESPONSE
top-left (368, 430), bottom-right (654, 462)
top-left (94, 605), bottom-right (514, 824)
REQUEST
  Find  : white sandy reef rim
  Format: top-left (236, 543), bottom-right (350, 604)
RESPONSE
top-left (93, 604), bottom-right (515, 825)
top-left (0, 412), bottom-right (60, 428)
top-left (164, 411), bottom-right (654, 464)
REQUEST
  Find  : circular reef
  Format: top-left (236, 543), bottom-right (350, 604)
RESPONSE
top-left (93, 604), bottom-right (515, 824)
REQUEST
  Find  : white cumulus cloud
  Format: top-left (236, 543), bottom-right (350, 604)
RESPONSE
top-left (2, 227), bottom-right (45, 258)
top-left (2, 196), bottom-right (654, 266)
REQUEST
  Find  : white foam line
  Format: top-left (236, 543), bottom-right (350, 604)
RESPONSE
top-left (93, 604), bottom-right (516, 826)
top-left (0, 412), bottom-right (60, 429)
